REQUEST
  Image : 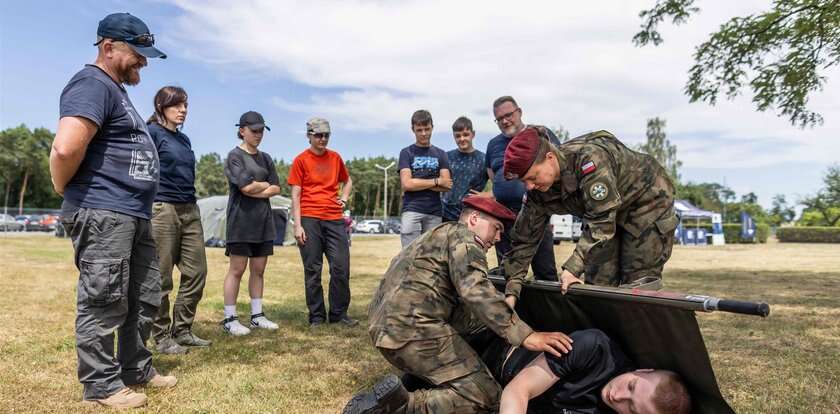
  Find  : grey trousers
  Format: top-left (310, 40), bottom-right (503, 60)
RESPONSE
top-left (63, 208), bottom-right (161, 400)
top-left (297, 217), bottom-right (351, 323)
top-left (150, 202), bottom-right (208, 342)
top-left (400, 211), bottom-right (442, 247)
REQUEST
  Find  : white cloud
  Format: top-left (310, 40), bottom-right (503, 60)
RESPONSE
top-left (168, 0), bottom-right (840, 169)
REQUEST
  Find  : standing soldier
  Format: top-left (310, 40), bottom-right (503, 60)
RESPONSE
top-left (501, 128), bottom-right (678, 307)
top-left (343, 196), bottom-right (574, 414)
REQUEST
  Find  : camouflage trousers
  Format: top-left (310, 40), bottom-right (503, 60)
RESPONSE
top-left (584, 208), bottom-right (678, 286)
top-left (377, 334), bottom-right (501, 414)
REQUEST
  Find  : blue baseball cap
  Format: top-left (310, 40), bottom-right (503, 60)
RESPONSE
top-left (96, 13), bottom-right (167, 59)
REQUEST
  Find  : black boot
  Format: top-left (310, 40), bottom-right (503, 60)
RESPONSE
top-left (342, 375), bottom-right (409, 414)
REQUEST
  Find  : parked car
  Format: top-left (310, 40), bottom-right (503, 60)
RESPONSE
top-left (15, 215), bottom-right (33, 230)
top-left (25, 215), bottom-right (45, 231)
top-left (39, 214), bottom-right (60, 232)
top-left (1, 214), bottom-right (24, 231)
top-left (384, 218), bottom-right (401, 234)
top-left (355, 219), bottom-right (384, 234)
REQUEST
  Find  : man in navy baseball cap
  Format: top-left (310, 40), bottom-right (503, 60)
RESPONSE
top-left (50, 11), bottom-right (174, 409)
top-left (95, 12), bottom-right (167, 59)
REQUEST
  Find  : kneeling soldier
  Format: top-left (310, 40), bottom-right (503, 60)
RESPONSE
top-left (502, 128), bottom-right (678, 305)
top-left (344, 196), bottom-right (574, 414)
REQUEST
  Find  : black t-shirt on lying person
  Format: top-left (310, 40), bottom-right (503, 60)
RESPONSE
top-left (483, 328), bottom-right (635, 414)
top-left (224, 147), bottom-right (279, 243)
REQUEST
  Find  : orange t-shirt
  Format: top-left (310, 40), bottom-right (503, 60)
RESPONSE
top-left (288, 149), bottom-right (350, 220)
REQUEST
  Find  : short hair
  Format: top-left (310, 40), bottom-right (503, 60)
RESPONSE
top-left (411, 110), bottom-right (433, 127)
top-left (493, 95), bottom-right (518, 110)
top-left (452, 116), bottom-right (473, 132)
top-left (651, 371), bottom-right (692, 414)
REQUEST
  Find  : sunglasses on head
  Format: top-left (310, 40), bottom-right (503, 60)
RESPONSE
top-left (123, 33), bottom-right (155, 47)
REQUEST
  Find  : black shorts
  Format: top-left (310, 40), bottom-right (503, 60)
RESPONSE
top-left (225, 241), bottom-right (274, 257)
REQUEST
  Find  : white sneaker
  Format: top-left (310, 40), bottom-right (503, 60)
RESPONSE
top-left (221, 316), bottom-right (251, 336)
top-left (250, 313), bottom-right (279, 330)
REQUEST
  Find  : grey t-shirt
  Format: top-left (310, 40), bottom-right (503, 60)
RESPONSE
top-left (59, 65), bottom-right (159, 219)
top-left (224, 147), bottom-right (279, 243)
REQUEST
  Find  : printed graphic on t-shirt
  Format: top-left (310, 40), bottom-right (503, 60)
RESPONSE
top-left (129, 150), bottom-right (158, 181)
top-left (411, 156), bottom-right (440, 178)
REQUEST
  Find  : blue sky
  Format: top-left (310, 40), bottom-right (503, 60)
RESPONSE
top-left (2, 0), bottom-right (838, 210)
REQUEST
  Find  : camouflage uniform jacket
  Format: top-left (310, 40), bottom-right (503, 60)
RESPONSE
top-left (369, 221), bottom-right (534, 349)
top-left (503, 130), bottom-right (676, 298)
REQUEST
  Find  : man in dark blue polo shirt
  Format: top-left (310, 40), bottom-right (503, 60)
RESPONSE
top-left (485, 96), bottom-right (559, 290)
top-left (50, 13), bottom-right (175, 409)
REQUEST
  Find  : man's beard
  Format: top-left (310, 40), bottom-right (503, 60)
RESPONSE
top-left (119, 65), bottom-right (141, 86)
top-left (502, 124), bottom-right (521, 137)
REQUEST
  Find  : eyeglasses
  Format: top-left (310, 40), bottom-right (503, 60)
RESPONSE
top-left (123, 33), bottom-right (155, 47)
top-left (494, 108), bottom-right (521, 124)
top-left (309, 132), bottom-right (330, 140)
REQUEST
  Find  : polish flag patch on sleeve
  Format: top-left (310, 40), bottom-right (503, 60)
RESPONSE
top-left (581, 161), bottom-right (597, 175)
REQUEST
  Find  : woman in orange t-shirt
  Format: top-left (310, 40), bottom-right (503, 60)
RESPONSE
top-left (288, 117), bottom-right (356, 328)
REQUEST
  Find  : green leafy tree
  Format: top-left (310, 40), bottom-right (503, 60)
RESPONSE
top-left (676, 181), bottom-right (733, 212)
top-left (635, 0), bottom-right (840, 127)
top-left (741, 192), bottom-right (759, 204)
top-left (346, 156), bottom-right (400, 217)
top-left (0, 127), bottom-right (22, 209)
top-left (637, 117), bottom-right (682, 183)
top-left (195, 153), bottom-right (228, 197)
top-left (767, 194), bottom-right (796, 226)
top-left (15, 127), bottom-right (53, 213)
top-left (800, 165), bottom-right (840, 226)
top-left (274, 159), bottom-right (292, 196)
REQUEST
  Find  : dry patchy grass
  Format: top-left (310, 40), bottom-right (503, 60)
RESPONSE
top-left (0, 234), bottom-right (838, 413)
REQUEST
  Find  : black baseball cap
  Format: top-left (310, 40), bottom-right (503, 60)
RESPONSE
top-left (96, 13), bottom-right (167, 59)
top-left (236, 111), bottom-right (271, 131)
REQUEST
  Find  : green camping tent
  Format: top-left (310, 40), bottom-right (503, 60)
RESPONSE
top-left (197, 195), bottom-right (296, 247)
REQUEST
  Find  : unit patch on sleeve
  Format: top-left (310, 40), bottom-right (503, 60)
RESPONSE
top-left (581, 161), bottom-right (596, 175)
top-left (589, 182), bottom-right (609, 201)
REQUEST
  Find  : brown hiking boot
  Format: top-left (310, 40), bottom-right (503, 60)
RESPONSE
top-left (83, 388), bottom-right (147, 409)
top-left (146, 373), bottom-right (178, 388)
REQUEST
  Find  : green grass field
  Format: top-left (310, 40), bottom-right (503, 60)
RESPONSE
top-left (0, 234), bottom-right (838, 413)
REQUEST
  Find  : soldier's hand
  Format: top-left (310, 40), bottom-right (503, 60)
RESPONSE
top-left (504, 295), bottom-right (517, 310)
top-left (560, 270), bottom-right (583, 294)
top-left (522, 332), bottom-right (574, 358)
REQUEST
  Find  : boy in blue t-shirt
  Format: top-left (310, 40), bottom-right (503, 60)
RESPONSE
top-left (442, 116), bottom-right (489, 222)
top-left (398, 110), bottom-right (451, 247)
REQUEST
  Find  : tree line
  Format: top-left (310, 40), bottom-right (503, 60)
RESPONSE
top-left (2, 122), bottom-right (838, 228)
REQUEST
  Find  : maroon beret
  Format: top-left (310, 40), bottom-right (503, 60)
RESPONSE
top-left (462, 195), bottom-right (517, 223)
top-left (503, 127), bottom-right (541, 180)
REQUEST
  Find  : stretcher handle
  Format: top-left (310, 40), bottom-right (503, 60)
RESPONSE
top-left (716, 299), bottom-right (770, 317)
